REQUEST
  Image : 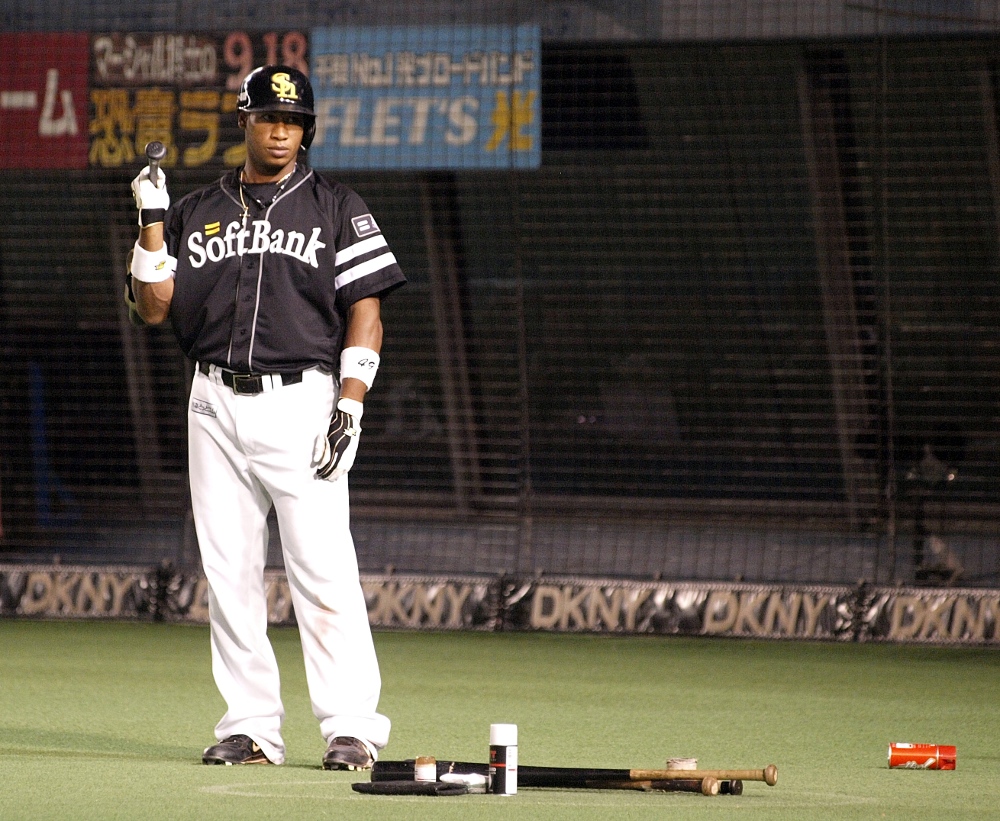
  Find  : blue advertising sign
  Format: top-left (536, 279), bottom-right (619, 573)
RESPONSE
top-left (308, 25), bottom-right (540, 169)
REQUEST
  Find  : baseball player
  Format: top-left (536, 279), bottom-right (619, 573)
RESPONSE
top-left (127, 65), bottom-right (405, 769)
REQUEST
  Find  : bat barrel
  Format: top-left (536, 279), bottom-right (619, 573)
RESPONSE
top-left (375, 760), bottom-right (639, 788)
top-left (631, 766), bottom-right (778, 786)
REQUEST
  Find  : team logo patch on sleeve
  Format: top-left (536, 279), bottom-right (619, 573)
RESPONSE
top-left (351, 214), bottom-right (380, 238)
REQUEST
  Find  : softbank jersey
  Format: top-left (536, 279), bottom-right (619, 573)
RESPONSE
top-left (165, 164), bottom-right (405, 374)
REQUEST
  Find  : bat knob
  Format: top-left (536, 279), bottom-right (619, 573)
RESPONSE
top-left (145, 141), bottom-right (167, 163)
top-left (764, 764), bottom-right (778, 786)
top-left (700, 777), bottom-right (720, 796)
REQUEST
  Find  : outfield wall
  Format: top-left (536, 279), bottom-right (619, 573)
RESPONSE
top-left (2, 564), bottom-right (997, 645)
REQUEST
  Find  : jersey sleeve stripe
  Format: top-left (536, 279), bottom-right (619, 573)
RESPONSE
top-left (335, 235), bottom-right (388, 266)
top-left (335, 251), bottom-right (398, 289)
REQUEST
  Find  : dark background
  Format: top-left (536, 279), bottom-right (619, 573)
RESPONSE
top-left (2, 10), bottom-right (999, 587)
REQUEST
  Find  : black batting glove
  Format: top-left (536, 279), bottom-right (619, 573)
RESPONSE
top-left (313, 398), bottom-right (363, 481)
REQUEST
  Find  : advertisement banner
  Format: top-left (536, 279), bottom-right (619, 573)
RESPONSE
top-left (3, 563), bottom-right (997, 644)
top-left (308, 25), bottom-right (541, 169)
top-left (501, 578), bottom-right (856, 639)
top-left (0, 34), bottom-right (90, 169)
top-left (88, 30), bottom-right (308, 171)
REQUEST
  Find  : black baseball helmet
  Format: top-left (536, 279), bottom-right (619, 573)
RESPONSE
top-left (237, 65), bottom-right (316, 148)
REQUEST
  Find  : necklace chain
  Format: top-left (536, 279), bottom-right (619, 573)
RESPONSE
top-left (238, 181), bottom-right (249, 225)
top-left (238, 164), bottom-right (296, 216)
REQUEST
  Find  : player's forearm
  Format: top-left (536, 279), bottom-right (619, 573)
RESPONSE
top-left (344, 297), bottom-right (384, 352)
top-left (133, 277), bottom-right (174, 325)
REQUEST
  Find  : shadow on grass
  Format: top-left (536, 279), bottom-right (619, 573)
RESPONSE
top-left (2, 726), bottom-right (343, 772)
top-left (1, 725), bottom-right (193, 762)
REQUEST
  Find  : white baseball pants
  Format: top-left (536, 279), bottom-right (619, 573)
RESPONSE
top-left (188, 365), bottom-right (390, 765)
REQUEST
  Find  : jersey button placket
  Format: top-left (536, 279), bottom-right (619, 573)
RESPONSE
top-left (231, 254), bottom-right (260, 366)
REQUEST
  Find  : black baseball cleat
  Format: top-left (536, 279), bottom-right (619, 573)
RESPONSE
top-left (203, 734), bottom-right (272, 765)
top-left (323, 736), bottom-right (375, 771)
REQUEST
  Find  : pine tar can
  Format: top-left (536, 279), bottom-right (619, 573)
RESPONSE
top-left (888, 743), bottom-right (956, 770)
top-left (489, 723), bottom-right (518, 795)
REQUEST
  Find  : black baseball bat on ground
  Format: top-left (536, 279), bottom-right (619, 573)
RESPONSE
top-left (372, 759), bottom-right (775, 789)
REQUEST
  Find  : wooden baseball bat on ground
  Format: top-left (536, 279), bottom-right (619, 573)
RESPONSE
top-left (629, 765), bottom-right (777, 786)
top-left (607, 776), bottom-right (722, 795)
top-left (372, 760), bottom-right (777, 789)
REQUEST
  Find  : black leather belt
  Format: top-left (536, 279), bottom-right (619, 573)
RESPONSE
top-left (198, 362), bottom-right (303, 396)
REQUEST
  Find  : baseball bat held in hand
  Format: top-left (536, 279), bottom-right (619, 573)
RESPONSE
top-left (144, 140), bottom-right (166, 184)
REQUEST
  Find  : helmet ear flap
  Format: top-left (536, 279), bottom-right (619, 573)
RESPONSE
top-left (302, 118), bottom-right (316, 150)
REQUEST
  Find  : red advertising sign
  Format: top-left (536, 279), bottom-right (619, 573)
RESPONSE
top-left (0, 33), bottom-right (90, 169)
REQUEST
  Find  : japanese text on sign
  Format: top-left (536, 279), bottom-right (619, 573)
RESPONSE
top-left (308, 25), bottom-right (541, 170)
top-left (89, 30), bottom-right (307, 170)
top-left (0, 33), bottom-right (90, 169)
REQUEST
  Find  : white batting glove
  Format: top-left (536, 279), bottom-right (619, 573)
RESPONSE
top-left (313, 398), bottom-right (363, 482)
top-left (130, 165), bottom-right (169, 226)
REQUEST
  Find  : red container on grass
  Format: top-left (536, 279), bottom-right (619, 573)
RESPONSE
top-left (888, 743), bottom-right (956, 770)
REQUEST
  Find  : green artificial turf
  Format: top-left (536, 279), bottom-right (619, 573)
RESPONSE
top-left (1, 620), bottom-right (997, 820)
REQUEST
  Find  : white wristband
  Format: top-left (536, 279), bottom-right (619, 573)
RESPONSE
top-left (337, 396), bottom-right (364, 420)
top-left (130, 240), bottom-right (173, 283)
top-left (340, 346), bottom-right (380, 389)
